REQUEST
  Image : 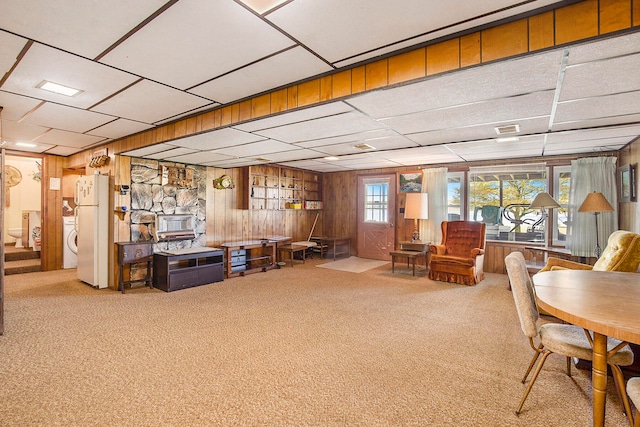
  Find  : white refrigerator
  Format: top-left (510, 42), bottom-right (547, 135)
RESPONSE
top-left (75, 174), bottom-right (110, 289)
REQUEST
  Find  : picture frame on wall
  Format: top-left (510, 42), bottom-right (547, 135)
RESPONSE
top-left (618, 164), bottom-right (636, 202)
top-left (399, 172), bottom-right (422, 193)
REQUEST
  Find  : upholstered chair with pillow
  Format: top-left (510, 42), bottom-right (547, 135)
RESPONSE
top-left (628, 378), bottom-right (640, 427)
top-left (429, 221), bottom-right (486, 285)
top-left (538, 230), bottom-right (640, 273)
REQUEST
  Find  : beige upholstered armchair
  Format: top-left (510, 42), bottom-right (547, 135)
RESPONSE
top-left (538, 230), bottom-right (640, 273)
top-left (428, 221), bottom-right (486, 285)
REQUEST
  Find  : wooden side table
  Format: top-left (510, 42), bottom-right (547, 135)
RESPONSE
top-left (116, 242), bottom-right (154, 294)
top-left (390, 242), bottom-right (429, 276)
top-left (278, 244), bottom-right (306, 267)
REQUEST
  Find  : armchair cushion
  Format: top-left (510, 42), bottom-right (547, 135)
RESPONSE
top-left (538, 230), bottom-right (640, 273)
top-left (429, 221), bottom-right (486, 286)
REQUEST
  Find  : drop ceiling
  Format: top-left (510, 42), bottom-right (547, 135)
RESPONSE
top-left (0, 0), bottom-right (639, 172)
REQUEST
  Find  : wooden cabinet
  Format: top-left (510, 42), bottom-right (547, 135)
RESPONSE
top-left (244, 166), bottom-right (322, 210)
top-left (153, 248), bottom-right (224, 292)
top-left (221, 241), bottom-right (276, 277)
top-left (116, 242), bottom-right (154, 293)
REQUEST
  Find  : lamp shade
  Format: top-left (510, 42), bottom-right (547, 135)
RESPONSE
top-left (405, 193), bottom-right (429, 220)
top-left (578, 192), bottom-right (614, 213)
top-left (529, 192), bottom-right (560, 209)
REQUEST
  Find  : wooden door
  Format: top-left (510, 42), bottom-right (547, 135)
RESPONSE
top-left (357, 174), bottom-right (396, 260)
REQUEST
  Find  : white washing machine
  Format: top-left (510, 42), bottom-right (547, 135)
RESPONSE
top-left (63, 216), bottom-right (78, 269)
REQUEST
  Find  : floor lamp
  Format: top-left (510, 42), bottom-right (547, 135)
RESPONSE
top-left (529, 192), bottom-right (560, 247)
top-left (405, 193), bottom-right (429, 243)
top-left (578, 192), bottom-right (614, 258)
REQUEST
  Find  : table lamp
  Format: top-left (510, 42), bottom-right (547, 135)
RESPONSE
top-left (578, 192), bottom-right (614, 258)
top-left (529, 192), bottom-right (560, 247)
top-left (405, 193), bottom-right (428, 242)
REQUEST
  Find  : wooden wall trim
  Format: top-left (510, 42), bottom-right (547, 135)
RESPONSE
top-left (65, 0), bottom-right (640, 167)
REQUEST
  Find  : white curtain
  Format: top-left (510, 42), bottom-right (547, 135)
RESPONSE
top-left (566, 156), bottom-right (618, 257)
top-left (420, 167), bottom-right (448, 245)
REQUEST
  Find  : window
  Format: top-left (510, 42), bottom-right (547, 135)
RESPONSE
top-left (363, 178), bottom-right (389, 223)
top-left (447, 172), bottom-right (464, 221)
top-left (468, 164), bottom-right (548, 242)
top-left (552, 166), bottom-right (570, 246)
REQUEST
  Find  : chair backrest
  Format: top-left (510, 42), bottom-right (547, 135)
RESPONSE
top-left (440, 221), bottom-right (486, 257)
top-left (473, 205), bottom-right (502, 225)
top-left (593, 230), bottom-right (640, 272)
top-left (505, 252), bottom-right (539, 339)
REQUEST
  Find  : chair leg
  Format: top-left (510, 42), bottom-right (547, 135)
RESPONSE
top-left (566, 356), bottom-right (572, 377)
top-left (610, 364), bottom-right (633, 427)
top-left (517, 350), bottom-right (552, 415)
top-left (522, 341), bottom-right (544, 383)
top-left (635, 409), bottom-right (640, 427)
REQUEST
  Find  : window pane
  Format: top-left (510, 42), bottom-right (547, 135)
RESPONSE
top-left (468, 164), bottom-right (547, 242)
top-left (364, 180), bottom-right (389, 223)
top-left (447, 172), bottom-right (463, 221)
top-left (553, 166), bottom-right (571, 245)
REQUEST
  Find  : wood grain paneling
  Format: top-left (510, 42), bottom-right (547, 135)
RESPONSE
top-left (482, 19), bottom-right (529, 63)
top-left (426, 39), bottom-right (459, 76)
top-left (41, 155), bottom-right (64, 271)
top-left (351, 66), bottom-right (366, 94)
top-left (599, 0), bottom-right (632, 34)
top-left (389, 48), bottom-right (426, 84)
top-left (635, 0), bottom-right (640, 26)
top-left (320, 75), bottom-right (332, 102)
top-left (271, 88), bottom-right (288, 113)
top-left (251, 94), bottom-right (271, 118)
top-left (365, 59), bottom-right (388, 90)
top-left (460, 32), bottom-right (481, 67)
top-left (238, 99), bottom-right (252, 122)
top-left (529, 11), bottom-right (555, 51)
top-left (555, 0), bottom-right (599, 44)
top-left (332, 69), bottom-right (352, 98)
top-left (297, 79), bottom-right (320, 107)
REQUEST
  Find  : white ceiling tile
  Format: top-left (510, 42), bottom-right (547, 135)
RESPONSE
top-left (45, 145), bottom-right (83, 156)
top-left (448, 136), bottom-right (544, 157)
top-left (145, 147), bottom-right (199, 160)
top-left (381, 91), bottom-right (554, 135)
top-left (91, 79), bottom-right (212, 124)
top-left (2, 43), bottom-right (140, 109)
top-left (554, 91), bottom-right (640, 123)
top-left (560, 53), bottom-right (640, 101)
top-left (250, 148), bottom-right (323, 163)
top-left (567, 32), bottom-right (640, 65)
top-left (22, 102), bottom-right (115, 133)
top-left (100, 0), bottom-right (293, 89)
top-left (0, 1), bottom-right (168, 58)
top-left (170, 128), bottom-right (266, 150)
top-left (122, 143), bottom-right (180, 158)
top-left (311, 136), bottom-right (419, 156)
top-left (551, 114), bottom-right (640, 132)
top-left (165, 152), bottom-right (237, 165)
top-left (212, 140), bottom-right (296, 157)
top-left (296, 129), bottom-right (396, 148)
top-left (3, 139), bottom-right (53, 153)
top-left (0, 91), bottom-right (45, 121)
top-left (0, 119), bottom-right (49, 143)
top-left (189, 47), bottom-right (332, 104)
top-left (406, 117), bottom-right (551, 146)
top-left (33, 129), bottom-right (106, 148)
top-left (88, 119), bottom-right (154, 140)
top-left (379, 145), bottom-right (463, 165)
top-left (234, 102), bottom-right (353, 132)
top-left (546, 125), bottom-right (640, 144)
top-left (255, 111), bottom-right (384, 142)
top-left (0, 31), bottom-right (27, 82)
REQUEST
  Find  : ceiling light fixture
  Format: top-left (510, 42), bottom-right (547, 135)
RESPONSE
top-left (36, 80), bottom-right (82, 97)
top-left (255, 157), bottom-right (272, 162)
top-left (495, 136), bottom-right (520, 143)
top-left (16, 142), bottom-right (37, 148)
top-left (494, 124), bottom-right (520, 135)
top-left (354, 143), bottom-right (376, 151)
top-left (324, 156), bottom-right (339, 161)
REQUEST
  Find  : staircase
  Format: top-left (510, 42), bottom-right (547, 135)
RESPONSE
top-left (4, 245), bottom-right (41, 275)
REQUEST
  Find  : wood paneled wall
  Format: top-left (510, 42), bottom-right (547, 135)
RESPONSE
top-left (40, 154), bottom-right (64, 271)
top-left (618, 137), bottom-right (640, 233)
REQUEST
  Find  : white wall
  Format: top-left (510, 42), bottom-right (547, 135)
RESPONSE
top-left (4, 156), bottom-right (42, 244)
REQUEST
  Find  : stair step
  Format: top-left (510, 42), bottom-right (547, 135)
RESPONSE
top-left (4, 259), bottom-right (41, 275)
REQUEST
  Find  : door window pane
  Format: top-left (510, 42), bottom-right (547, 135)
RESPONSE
top-left (363, 179), bottom-right (389, 223)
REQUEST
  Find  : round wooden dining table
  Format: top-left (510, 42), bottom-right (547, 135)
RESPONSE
top-left (533, 270), bottom-right (640, 427)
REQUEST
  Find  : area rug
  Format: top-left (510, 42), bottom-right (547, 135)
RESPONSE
top-left (316, 256), bottom-right (389, 273)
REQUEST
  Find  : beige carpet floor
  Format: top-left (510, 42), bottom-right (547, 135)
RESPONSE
top-left (0, 259), bottom-right (631, 426)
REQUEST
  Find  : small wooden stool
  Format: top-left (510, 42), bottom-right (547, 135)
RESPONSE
top-left (389, 250), bottom-right (427, 276)
top-left (278, 244), bottom-right (306, 267)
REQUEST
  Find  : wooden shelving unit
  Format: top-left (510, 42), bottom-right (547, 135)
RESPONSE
top-left (221, 240), bottom-right (276, 278)
top-left (244, 166), bottom-right (322, 210)
top-left (153, 248), bottom-right (224, 292)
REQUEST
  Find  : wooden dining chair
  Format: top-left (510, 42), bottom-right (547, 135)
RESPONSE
top-left (505, 251), bottom-right (635, 420)
top-left (628, 378), bottom-right (640, 427)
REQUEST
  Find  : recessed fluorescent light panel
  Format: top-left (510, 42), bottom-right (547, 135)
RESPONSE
top-left (37, 80), bottom-right (82, 97)
top-left (16, 142), bottom-right (37, 148)
top-left (324, 156), bottom-right (339, 161)
top-left (495, 137), bottom-right (520, 143)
